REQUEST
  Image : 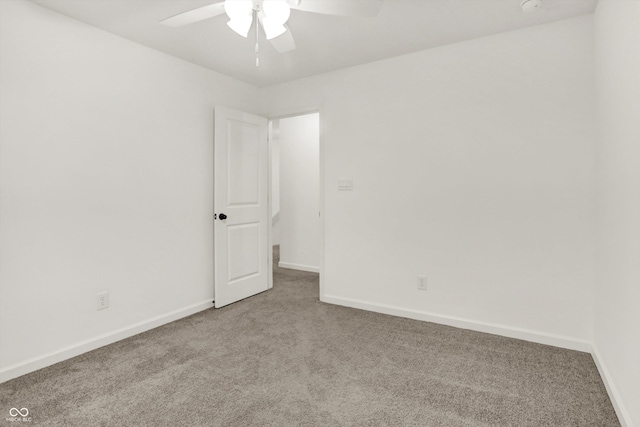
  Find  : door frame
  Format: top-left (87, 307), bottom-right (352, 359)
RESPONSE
top-left (266, 105), bottom-right (325, 301)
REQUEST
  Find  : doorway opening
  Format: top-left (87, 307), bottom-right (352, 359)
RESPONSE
top-left (269, 111), bottom-right (322, 297)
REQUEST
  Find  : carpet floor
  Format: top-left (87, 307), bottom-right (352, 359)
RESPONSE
top-left (1, 246), bottom-right (620, 426)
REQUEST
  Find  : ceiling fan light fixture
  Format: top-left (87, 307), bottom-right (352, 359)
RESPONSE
top-left (262, 0), bottom-right (291, 24)
top-left (261, 0), bottom-right (290, 39)
top-left (261, 18), bottom-right (287, 39)
top-left (225, 0), bottom-right (253, 36)
top-left (224, 0), bottom-right (253, 19)
top-left (227, 17), bottom-right (253, 37)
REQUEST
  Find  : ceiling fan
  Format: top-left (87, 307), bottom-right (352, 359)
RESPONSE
top-left (161, 0), bottom-right (383, 61)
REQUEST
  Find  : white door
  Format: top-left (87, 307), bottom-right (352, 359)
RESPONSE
top-left (214, 107), bottom-right (270, 308)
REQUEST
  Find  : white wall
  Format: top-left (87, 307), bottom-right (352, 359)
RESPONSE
top-left (261, 15), bottom-right (597, 348)
top-left (594, 0), bottom-right (640, 425)
top-left (277, 113), bottom-right (321, 272)
top-left (0, 0), bottom-right (259, 380)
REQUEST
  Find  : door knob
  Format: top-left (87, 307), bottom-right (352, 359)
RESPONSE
top-left (218, 213), bottom-right (227, 220)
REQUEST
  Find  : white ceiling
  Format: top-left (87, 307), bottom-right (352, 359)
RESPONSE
top-left (29, 0), bottom-right (598, 87)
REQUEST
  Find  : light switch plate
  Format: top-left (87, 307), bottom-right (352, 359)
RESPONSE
top-left (338, 178), bottom-right (353, 191)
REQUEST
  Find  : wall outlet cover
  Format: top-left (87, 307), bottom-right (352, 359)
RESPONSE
top-left (97, 291), bottom-right (109, 310)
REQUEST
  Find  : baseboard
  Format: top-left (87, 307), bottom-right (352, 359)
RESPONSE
top-left (322, 295), bottom-right (592, 352)
top-left (278, 261), bottom-right (320, 273)
top-left (591, 344), bottom-right (633, 427)
top-left (0, 300), bottom-right (214, 384)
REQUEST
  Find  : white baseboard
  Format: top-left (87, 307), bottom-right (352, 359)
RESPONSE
top-left (321, 294), bottom-right (592, 352)
top-left (0, 300), bottom-right (214, 384)
top-left (278, 261), bottom-right (320, 273)
top-left (591, 344), bottom-right (633, 427)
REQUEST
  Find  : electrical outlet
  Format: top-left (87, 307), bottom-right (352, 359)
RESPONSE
top-left (97, 291), bottom-right (109, 310)
top-left (417, 275), bottom-right (427, 290)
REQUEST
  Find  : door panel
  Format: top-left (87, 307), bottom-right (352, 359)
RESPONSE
top-left (227, 120), bottom-right (260, 205)
top-left (214, 107), bottom-right (269, 308)
top-left (227, 222), bottom-right (260, 282)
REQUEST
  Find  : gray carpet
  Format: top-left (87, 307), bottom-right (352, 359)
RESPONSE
top-left (1, 246), bottom-right (619, 426)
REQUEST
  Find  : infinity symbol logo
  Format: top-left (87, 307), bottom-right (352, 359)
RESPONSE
top-left (9, 408), bottom-right (29, 417)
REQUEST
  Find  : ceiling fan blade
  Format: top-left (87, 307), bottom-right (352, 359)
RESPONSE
top-left (290, 0), bottom-right (383, 17)
top-left (160, 1), bottom-right (226, 27)
top-left (269, 25), bottom-right (296, 53)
